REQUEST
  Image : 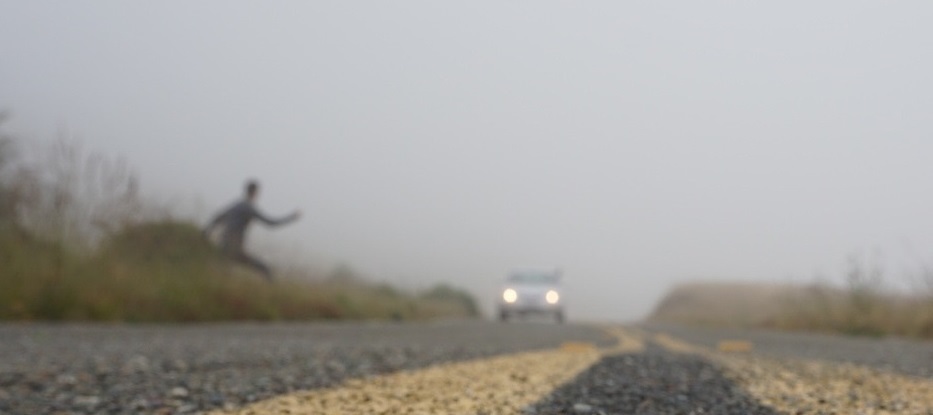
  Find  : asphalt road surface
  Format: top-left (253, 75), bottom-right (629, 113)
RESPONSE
top-left (0, 320), bottom-right (930, 414)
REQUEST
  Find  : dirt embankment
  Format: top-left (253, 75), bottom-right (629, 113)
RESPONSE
top-left (648, 281), bottom-right (933, 338)
top-left (647, 281), bottom-right (797, 327)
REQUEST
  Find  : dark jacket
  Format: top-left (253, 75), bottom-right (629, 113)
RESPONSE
top-left (204, 199), bottom-right (298, 253)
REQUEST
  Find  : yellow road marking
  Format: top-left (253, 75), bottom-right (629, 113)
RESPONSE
top-left (728, 355), bottom-right (933, 415)
top-left (716, 340), bottom-right (753, 353)
top-left (558, 341), bottom-right (598, 353)
top-left (652, 332), bottom-right (702, 354)
top-left (209, 326), bottom-right (646, 415)
top-left (601, 326), bottom-right (646, 354)
top-left (218, 327), bottom-right (931, 415)
top-left (652, 331), bottom-right (933, 415)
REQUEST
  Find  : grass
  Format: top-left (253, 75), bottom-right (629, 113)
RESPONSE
top-left (648, 275), bottom-right (933, 339)
top-left (647, 281), bottom-right (797, 328)
top-left (0, 220), bottom-right (479, 322)
top-left (770, 282), bottom-right (933, 338)
top-left (0, 124), bottom-right (479, 322)
top-left (772, 256), bottom-right (933, 338)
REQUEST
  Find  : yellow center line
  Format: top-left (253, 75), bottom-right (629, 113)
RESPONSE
top-left (651, 331), bottom-right (933, 415)
top-left (601, 326), bottom-right (646, 354)
top-left (209, 326), bottom-right (644, 415)
top-left (651, 332), bottom-right (704, 354)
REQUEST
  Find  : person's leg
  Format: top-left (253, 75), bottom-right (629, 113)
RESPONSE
top-left (218, 240), bottom-right (238, 274)
top-left (234, 251), bottom-right (274, 281)
top-left (222, 236), bottom-right (273, 281)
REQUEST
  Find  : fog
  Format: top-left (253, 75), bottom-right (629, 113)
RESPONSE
top-left (3, 2), bottom-right (933, 321)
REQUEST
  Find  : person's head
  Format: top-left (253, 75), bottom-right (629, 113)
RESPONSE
top-left (245, 180), bottom-right (259, 200)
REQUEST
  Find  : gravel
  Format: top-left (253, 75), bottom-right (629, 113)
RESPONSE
top-left (3, 321), bottom-right (930, 414)
top-left (0, 321), bottom-right (613, 414)
top-left (528, 345), bottom-right (780, 415)
top-left (644, 326), bottom-right (933, 415)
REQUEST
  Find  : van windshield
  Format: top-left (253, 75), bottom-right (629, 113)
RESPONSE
top-left (508, 273), bottom-right (559, 284)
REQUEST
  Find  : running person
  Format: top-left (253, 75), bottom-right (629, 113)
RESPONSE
top-left (203, 180), bottom-right (300, 280)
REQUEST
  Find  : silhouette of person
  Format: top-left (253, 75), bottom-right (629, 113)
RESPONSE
top-left (203, 180), bottom-right (300, 280)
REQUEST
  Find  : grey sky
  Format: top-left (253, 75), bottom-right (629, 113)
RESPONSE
top-left (3, 2), bottom-right (933, 321)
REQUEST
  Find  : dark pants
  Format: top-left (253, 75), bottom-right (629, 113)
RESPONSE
top-left (221, 239), bottom-right (273, 281)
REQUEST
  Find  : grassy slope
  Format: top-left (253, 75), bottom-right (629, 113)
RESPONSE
top-left (1, 221), bottom-right (478, 322)
top-left (647, 281), bottom-right (796, 327)
top-left (648, 281), bottom-right (933, 338)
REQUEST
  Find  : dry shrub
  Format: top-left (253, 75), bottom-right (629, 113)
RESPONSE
top-left (771, 256), bottom-right (933, 338)
top-left (647, 281), bottom-right (796, 327)
top-left (649, 256), bottom-right (933, 339)
top-left (11, 136), bottom-right (145, 251)
top-left (0, 117), bottom-right (478, 322)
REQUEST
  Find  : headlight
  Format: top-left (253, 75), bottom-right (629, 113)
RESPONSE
top-left (545, 290), bottom-right (560, 304)
top-left (502, 288), bottom-right (518, 303)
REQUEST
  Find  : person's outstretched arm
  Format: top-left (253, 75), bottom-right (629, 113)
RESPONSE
top-left (253, 208), bottom-right (301, 227)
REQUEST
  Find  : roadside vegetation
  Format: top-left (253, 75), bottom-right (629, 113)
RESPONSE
top-left (649, 260), bottom-right (933, 339)
top-left (0, 115), bottom-right (479, 322)
top-left (647, 281), bottom-right (796, 328)
top-left (769, 257), bottom-right (933, 338)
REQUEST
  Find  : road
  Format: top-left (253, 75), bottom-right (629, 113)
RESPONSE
top-left (0, 321), bottom-right (930, 414)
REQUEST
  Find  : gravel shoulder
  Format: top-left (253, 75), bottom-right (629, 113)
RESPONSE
top-left (0, 320), bottom-right (613, 414)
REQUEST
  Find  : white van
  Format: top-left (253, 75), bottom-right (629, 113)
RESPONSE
top-left (497, 269), bottom-right (564, 323)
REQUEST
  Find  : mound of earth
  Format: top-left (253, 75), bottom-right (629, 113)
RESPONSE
top-left (99, 220), bottom-right (217, 265)
top-left (648, 281), bottom-right (800, 327)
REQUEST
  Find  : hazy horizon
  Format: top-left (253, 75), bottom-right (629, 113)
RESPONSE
top-left (4, 1), bottom-right (933, 321)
